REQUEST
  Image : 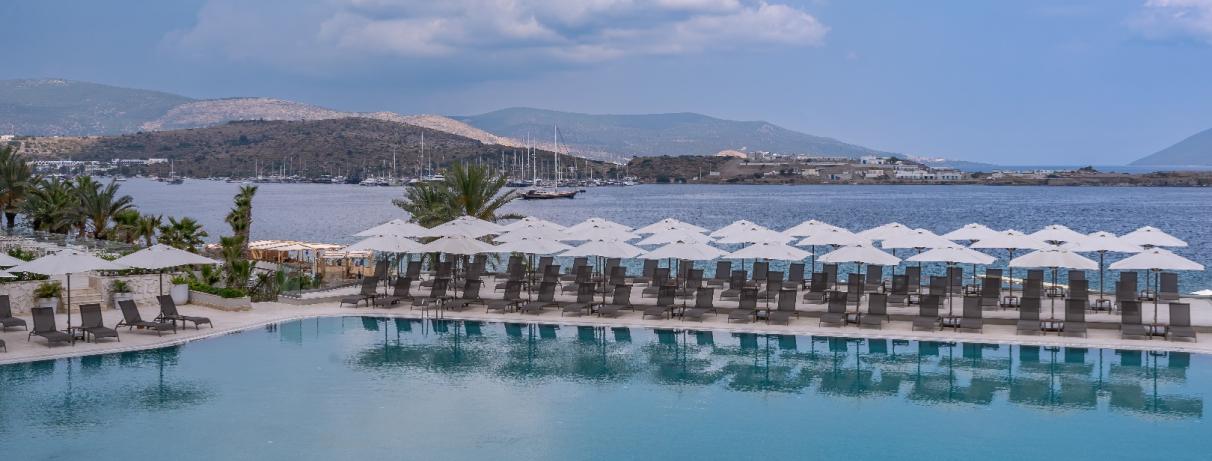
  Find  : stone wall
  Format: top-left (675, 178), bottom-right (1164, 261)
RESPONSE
top-left (1, 273), bottom-right (168, 313)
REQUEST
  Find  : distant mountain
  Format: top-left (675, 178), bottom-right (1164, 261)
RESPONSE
top-left (14, 118), bottom-right (607, 179)
top-left (457, 107), bottom-right (890, 158)
top-left (0, 79), bottom-right (193, 135)
top-left (1133, 127), bottom-right (1212, 166)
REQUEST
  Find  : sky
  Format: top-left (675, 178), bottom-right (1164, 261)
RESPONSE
top-left (2, 0), bottom-right (1211, 165)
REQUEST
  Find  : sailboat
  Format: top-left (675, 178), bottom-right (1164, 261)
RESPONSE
top-left (521, 126), bottom-right (577, 200)
top-left (166, 160), bottom-right (184, 184)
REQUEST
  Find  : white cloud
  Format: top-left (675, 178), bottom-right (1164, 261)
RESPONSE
top-left (1131, 0), bottom-right (1212, 43)
top-left (166, 0), bottom-right (827, 68)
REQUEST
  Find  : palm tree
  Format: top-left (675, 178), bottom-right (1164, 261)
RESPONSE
top-left (225, 185), bottom-right (257, 249)
top-left (393, 162), bottom-right (521, 226)
top-left (76, 176), bottom-right (134, 240)
top-left (0, 147), bottom-right (37, 231)
top-left (158, 217), bottom-right (208, 253)
top-left (137, 213), bottom-right (162, 247)
top-left (21, 177), bottom-right (77, 234)
top-left (112, 209), bottom-right (141, 244)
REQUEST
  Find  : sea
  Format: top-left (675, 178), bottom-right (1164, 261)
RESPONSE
top-left (117, 178), bottom-right (1212, 292)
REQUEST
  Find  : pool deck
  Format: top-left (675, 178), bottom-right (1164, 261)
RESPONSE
top-left (2, 289), bottom-right (1212, 365)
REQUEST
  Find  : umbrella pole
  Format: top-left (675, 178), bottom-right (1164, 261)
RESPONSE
top-left (1007, 248), bottom-right (1015, 298)
top-left (1154, 269), bottom-right (1160, 326)
top-left (159, 270), bottom-right (164, 296)
top-left (1098, 251), bottom-right (1106, 302)
top-left (66, 273), bottom-right (72, 331)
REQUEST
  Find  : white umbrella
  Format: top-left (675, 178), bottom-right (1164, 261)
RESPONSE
top-left (561, 224), bottom-right (640, 242)
top-left (501, 216), bottom-right (567, 232)
top-left (635, 228), bottom-right (713, 246)
top-left (493, 237), bottom-right (573, 255)
top-left (857, 222), bottom-right (912, 241)
top-left (343, 235), bottom-right (423, 253)
top-left (496, 224), bottom-right (569, 242)
top-left (795, 227), bottom-right (867, 273)
top-left (818, 244), bottom-right (902, 266)
top-left (881, 228), bottom-right (954, 250)
top-left (1119, 226), bottom-right (1187, 248)
top-left (1031, 224), bottom-right (1087, 245)
top-left (561, 239), bottom-right (647, 259)
top-left (969, 229), bottom-right (1049, 299)
top-left (941, 223), bottom-right (1000, 242)
top-left (908, 245), bottom-right (996, 316)
top-left (0, 253), bottom-right (26, 267)
top-left (1065, 231), bottom-right (1142, 304)
top-left (419, 216), bottom-right (507, 238)
top-left (114, 244), bottom-right (222, 295)
top-left (1010, 248), bottom-right (1098, 319)
top-left (716, 226), bottom-right (792, 244)
top-left (782, 219), bottom-right (843, 237)
top-left (0, 270), bottom-right (13, 278)
top-left (634, 218), bottom-right (708, 234)
top-left (565, 218), bottom-right (633, 234)
top-left (1111, 248), bottom-right (1204, 326)
top-left (10, 249), bottom-right (129, 331)
top-left (724, 242), bottom-right (810, 261)
top-left (710, 220), bottom-right (768, 239)
top-left (642, 241), bottom-right (727, 261)
top-left (417, 235), bottom-right (496, 255)
top-left (355, 219), bottom-right (427, 237)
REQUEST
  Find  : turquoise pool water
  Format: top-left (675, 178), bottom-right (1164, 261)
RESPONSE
top-left (1, 317), bottom-right (1207, 460)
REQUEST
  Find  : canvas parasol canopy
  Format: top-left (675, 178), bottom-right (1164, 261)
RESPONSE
top-left (1110, 248), bottom-right (1204, 326)
top-left (355, 219), bottom-right (427, 237)
top-left (564, 218), bottom-right (633, 234)
top-left (1030, 224), bottom-right (1087, 245)
top-left (10, 249), bottom-right (129, 331)
top-left (114, 244), bottom-right (221, 295)
top-left (908, 245), bottom-right (996, 315)
top-left (857, 222), bottom-right (913, 241)
top-left (0, 253), bottom-right (26, 267)
top-left (501, 216), bottom-right (567, 232)
top-left (782, 219), bottom-right (843, 238)
top-left (642, 241), bottom-right (727, 261)
top-left (1065, 231), bottom-right (1141, 304)
top-left (1010, 248), bottom-right (1098, 319)
top-left (634, 227), bottom-right (713, 246)
top-left (1119, 226), bottom-right (1187, 248)
top-left (418, 216), bottom-right (507, 238)
top-left (561, 239), bottom-right (647, 259)
top-left (634, 218), bottom-right (708, 234)
top-left (710, 220), bottom-right (764, 238)
top-left (724, 241), bottom-right (810, 261)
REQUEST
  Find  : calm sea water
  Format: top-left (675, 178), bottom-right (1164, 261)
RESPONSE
top-left (0, 318), bottom-right (1206, 460)
top-left (117, 179), bottom-right (1212, 291)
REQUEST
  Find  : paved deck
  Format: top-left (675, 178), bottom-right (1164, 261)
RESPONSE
top-left (2, 287), bottom-right (1210, 366)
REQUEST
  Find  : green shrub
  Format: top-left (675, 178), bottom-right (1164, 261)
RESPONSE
top-left (188, 280), bottom-right (247, 299)
top-left (170, 275), bottom-right (190, 285)
top-left (34, 281), bottom-right (62, 299)
top-left (109, 279), bottom-right (131, 293)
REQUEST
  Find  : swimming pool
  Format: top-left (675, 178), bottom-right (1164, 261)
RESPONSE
top-left (1, 317), bottom-right (1207, 460)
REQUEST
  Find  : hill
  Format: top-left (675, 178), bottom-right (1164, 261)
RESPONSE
top-left (1133, 127), bottom-right (1212, 166)
top-left (14, 118), bottom-right (607, 179)
top-left (0, 79), bottom-right (193, 135)
top-left (457, 107), bottom-right (890, 158)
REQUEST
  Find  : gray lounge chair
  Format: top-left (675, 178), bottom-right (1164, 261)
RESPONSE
top-left (766, 289), bottom-right (798, 325)
top-left (904, 266), bottom-right (921, 293)
top-left (720, 270), bottom-right (748, 299)
top-left (1060, 299), bottom-right (1087, 338)
top-left (802, 272), bottom-right (828, 303)
top-left (157, 295), bottom-right (212, 329)
top-left (519, 281), bottom-right (557, 314)
top-left (980, 276), bottom-right (1000, 308)
top-left (819, 291), bottom-right (847, 328)
top-left (1119, 300), bottom-right (1149, 340)
top-left (860, 293), bottom-right (888, 329)
top-left (912, 295), bottom-right (941, 331)
top-left (643, 286), bottom-right (676, 319)
top-left (117, 300), bottom-right (176, 335)
top-left (1159, 272), bottom-right (1180, 302)
top-left (1016, 297), bottom-right (1042, 335)
top-left (486, 280), bottom-right (523, 313)
top-left (683, 287), bottom-right (716, 322)
top-left (340, 277), bottom-right (380, 307)
top-left (785, 263), bottom-right (805, 290)
top-left (373, 276), bottom-right (413, 307)
top-left (447, 279), bottom-right (483, 311)
top-left (28, 306), bottom-right (72, 346)
top-left (864, 265), bottom-right (884, 292)
top-left (958, 296), bottom-right (983, 333)
top-left (1168, 302), bottom-right (1196, 342)
top-left (412, 278), bottom-right (450, 311)
top-left (887, 275), bottom-right (908, 305)
top-left (706, 261), bottom-right (732, 287)
top-left (0, 295), bottom-right (27, 331)
top-left (79, 303), bottom-right (119, 342)
top-left (727, 287), bottom-right (758, 323)
top-left (561, 282), bottom-right (596, 316)
top-left (597, 285), bottom-right (632, 318)
top-left (641, 268), bottom-right (671, 298)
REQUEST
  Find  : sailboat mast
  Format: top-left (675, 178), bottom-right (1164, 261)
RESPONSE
top-left (553, 125), bottom-right (560, 185)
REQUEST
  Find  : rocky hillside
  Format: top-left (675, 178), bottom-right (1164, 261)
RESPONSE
top-left (1133, 127), bottom-right (1212, 166)
top-left (0, 79), bottom-right (193, 135)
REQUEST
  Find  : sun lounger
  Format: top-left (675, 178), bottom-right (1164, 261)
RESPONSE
top-left (339, 277), bottom-right (380, 307)
top-left (706, 261), bottom-right (732, 287)
top-left (720, 270), bottom-right (747, 299)
top-left (447, 279), bottom-right (483, 311)
top-left (561, 282), bottom-right (597, 317)
top-left (597, 285), bottom-right (632, 318)
top-left (519, 281), bottom-right (557, 314)
top-left (887, 275), bottom-right (908, 305)
top-left (1119, 300), bottom-right (1149, 340)
top-left (629, 259), bottom-right (659, 285)
top-left (1060, 299), bottom-right (1087, 338)
top-left (904, 266), bottom-right (921, 293)
top-left (980, 276), bottom-right (1000, 308)
top-left (758, 271), bottom-right (783, 300)
top-left (824, 264), bottom-right (839, 290)
top-left (1159, 272), bottom-right (1180, 302)
top-left (486, 280), bottom-right (523, 313)
top-left (859, 292), bottom-right (888, 329)
top-left (819, 291), bottom-right (847, 328)
top-left (727, 287), bottom-right (758, 323)
top-left (641, 268), bottom-right (671, 298)
top-left (642, 286), bottom-right (676, 319)
top-left (1016, 297), bottom-right (1042, 335)
top-left (117, 300), bottom-right (176, 335)
top-left (1168, 302), bottom-right (1196, 342)
top-left (79, 303), bottom-right (119, 342)
top-left (785, 263), bottom-right (805, 290)
top-left (374, 276), bottom-right (413, 307)
top-left (750, 261), bottom-right (769, 286)
top-left (0, 295), bottom-right (27, 331)
top-left (912, 295), bottom-right (941, 331)
top-left (846, 273), bottom-right (864, 305)
top-left (802, 272), bottom-right (828, 303)
top-left (683, 287), bottom-right (716, 322)
top-left (561, 257), bottom-right (589, 281)
top-left (562, 265), bottom-right (592, 293)
top-left (157, 295), bottom-right (213, 329)
top-left (28, 306), bottom-right (72, 346)
top-left (865, 265), bottom-right (884, 292)
top-left (679, 269), bottom-right (704, 298)
top-left (766, 289), bottom-right (799, 325)
top-left (958, 296), bottom-right (983, 333)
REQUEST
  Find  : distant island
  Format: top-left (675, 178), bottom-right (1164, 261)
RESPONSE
top-left (1132, 126), bottom-right (1212, 167)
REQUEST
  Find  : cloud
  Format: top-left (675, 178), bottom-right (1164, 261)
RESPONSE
top-left (1131, 0), bottom-right (1212, 43)
top-left (165, 0), bottom-right (827, 70)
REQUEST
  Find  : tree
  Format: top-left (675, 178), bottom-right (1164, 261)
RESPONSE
top-left (0, 146), bottom-right (37, 231)
top-left (393, 162), bottom-right (521, 227)
top-left (112, 209), bottom-right (141, 244)
top-left (137, 213), bottom-right (162, 247)
top-left (21, 177), bottom-right (77, 234)
top-left (225, 185), bottom-right (257, 251)
top-left (76, 176), bottom-right (133, 239)
top-left (158, 217), bottom-right (208, 253)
